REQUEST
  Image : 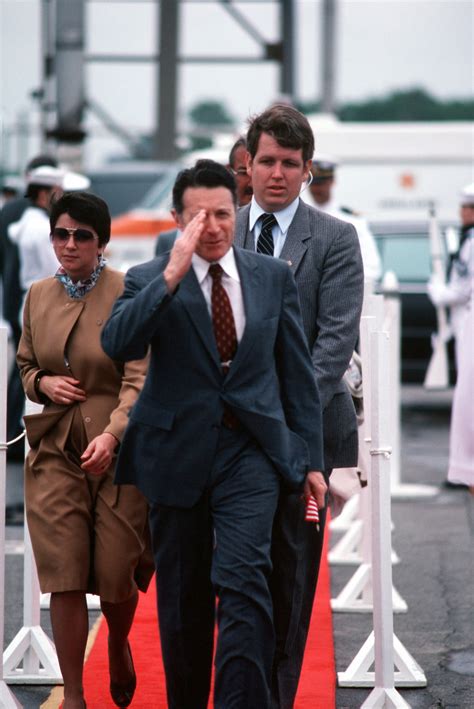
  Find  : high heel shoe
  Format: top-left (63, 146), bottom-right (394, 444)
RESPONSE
top-left (109, 640), bottom-right (136, 708)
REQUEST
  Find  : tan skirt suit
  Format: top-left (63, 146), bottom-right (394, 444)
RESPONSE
top-left (17, 266), bottom-right (154, 602)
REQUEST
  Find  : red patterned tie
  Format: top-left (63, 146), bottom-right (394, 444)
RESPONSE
top-left (209, 263), bottom-right (237, 371)
top-left (208, 263), bottom-right (240, 429)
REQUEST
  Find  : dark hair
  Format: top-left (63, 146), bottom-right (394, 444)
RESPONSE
top-left (49, 192), bottom-right (111, 246)
top-left (26, 184), bottom-right (54, 201)
top-left (26, 154), bottom-right (58, 172)
top-left (228, 137), bottom-right (247, 168)
top-left (172, 159), bottom-right (237, 214)
top-left (246, 104), bottom-right (314, 162)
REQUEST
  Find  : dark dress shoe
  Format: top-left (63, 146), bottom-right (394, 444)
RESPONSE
top-left (109, 641), bottom-right (136, 707)
top-left (443, 479), bottom-right (468, 490)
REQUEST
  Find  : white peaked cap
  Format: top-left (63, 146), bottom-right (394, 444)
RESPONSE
top-left (460, 182), bottom-right (474, 206)
top-left (26, 166), bottom-right (65, 187)
top-left (62, 171), bottom-right (91, 191)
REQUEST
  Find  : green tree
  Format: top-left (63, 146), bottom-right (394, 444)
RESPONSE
top-left (298, 88), bottom-right (474, 122)
top-left (189, 100), bottom-right (235, 128)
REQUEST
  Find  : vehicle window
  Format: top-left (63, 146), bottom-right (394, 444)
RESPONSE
top-left (138, 170), bottom-right (180, 211)
top-left (87, 170), bottom-right (176, 216)
top-left (374, 234), bottom-right (431, 283)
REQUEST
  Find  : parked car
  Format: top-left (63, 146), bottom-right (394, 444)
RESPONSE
top-left (371, 219), bottom-right (457, 384)
top-left (88, 162), bottom-right (180, 270)
top-left (86, 161), bottom-right (178, 217)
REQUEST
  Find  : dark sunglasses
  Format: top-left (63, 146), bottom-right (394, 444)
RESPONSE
top-left (50, 227), bottom-right (97, 244)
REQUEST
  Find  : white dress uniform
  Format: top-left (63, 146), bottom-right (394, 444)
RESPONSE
top-left (428, 225), bottom-right (474, 486)
top-left (8, 205), bottom-right (60, 292)
top-left (301, 192), bottom-right (382, 281)
top-left (428, 228), bottom-right (473, 345)
top-left (448, 290), bottom-right (474, 486)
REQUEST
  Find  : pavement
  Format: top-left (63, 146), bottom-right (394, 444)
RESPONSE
top-left (2, 386), bottom-right (473, 708)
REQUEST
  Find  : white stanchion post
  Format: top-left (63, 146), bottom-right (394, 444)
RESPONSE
top-left (331, 308), bottom-right (405, 613)
top-left (3, 400), bottom-right (62, 685)
top-left (330, 293), bottom-right (401, 572)
top-left (330, 278), bottom-right (375, 534)
top-left (382, 271), bottom-right (438, 499)
top-left (0, 327), bottom-right (22, 706)
top-left (338, 330), bottom-right (427, 692)
top-left (329, 307), bottom-right (374, 566)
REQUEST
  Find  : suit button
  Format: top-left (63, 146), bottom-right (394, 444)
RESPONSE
top-left (84, 416), bottom-right (91, 423)
top-left (212, 424), bottom-right (219, 430)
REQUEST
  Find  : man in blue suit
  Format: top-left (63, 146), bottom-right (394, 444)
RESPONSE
top-left (101, 160), bottom-right (325, 709)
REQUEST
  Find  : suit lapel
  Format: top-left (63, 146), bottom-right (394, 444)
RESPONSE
top-left (226, 248), bottom-right (260, 380)
top-left (176, 267), bottom-right (221, 369)
top-left (234, 205), bottom-right (252, 250)
top-left (279, 201), bottom-right (311, 275)
top-left (236, 201), bottom-right (312, 275)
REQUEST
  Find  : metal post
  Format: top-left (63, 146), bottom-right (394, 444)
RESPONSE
top-left (0, 327), bottom-right (22, 706)
top-left (382, 271), bottom-right (438, 499)
top-left (154, 0), bottom-right (179, 160)
top-left (338, 327), bottom-right (427, 691)
top-left (40, 0), bottom-right (57, 153)
top-left (3, 399), bottom-right (62, 685)
top-left (321, 0), bottom-right (337, 114)
top-left (280, 0), bottom-right (294, 99)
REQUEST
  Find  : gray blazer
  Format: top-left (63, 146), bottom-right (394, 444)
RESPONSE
top-left (235, 200), bottom-right (364, 469)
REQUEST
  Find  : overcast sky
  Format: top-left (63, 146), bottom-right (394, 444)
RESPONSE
top-left (1, 0), bottom-right (472, 165)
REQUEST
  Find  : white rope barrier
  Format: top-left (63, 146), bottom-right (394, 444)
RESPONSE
top-left (0, 326), bottom-right (22, 706)
top-left (3, 399), bottom-right (63, 685)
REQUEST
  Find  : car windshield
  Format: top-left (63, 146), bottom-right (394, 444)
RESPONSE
top-left (138, 169), bottom-right (180, 211)
top-left (87, 164), bottom-right (180, 217)
top-left (374, 234), bottom-right (431, 283)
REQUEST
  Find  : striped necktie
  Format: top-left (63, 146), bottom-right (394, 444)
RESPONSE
top-left (257, 213), bottom-right (277, 256)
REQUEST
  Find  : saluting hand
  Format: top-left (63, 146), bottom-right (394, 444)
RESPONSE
top-left (163, 210), bottom-right (206, 293)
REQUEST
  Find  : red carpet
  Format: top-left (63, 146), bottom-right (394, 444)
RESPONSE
top-left (82, 527), bottom-right (335, 708)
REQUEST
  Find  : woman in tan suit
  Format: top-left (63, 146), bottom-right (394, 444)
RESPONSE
top-left (17, 191), bottom-right (153, 709)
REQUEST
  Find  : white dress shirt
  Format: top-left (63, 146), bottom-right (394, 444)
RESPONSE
top-left (248, 197), bottom-right (300, 258)
top-left (192, 247), bottom-right (246, 342)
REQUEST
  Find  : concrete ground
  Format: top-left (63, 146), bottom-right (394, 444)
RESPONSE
top-left (2, 386), bottom-right (473, 708)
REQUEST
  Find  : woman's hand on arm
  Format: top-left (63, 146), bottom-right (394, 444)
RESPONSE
top-left (38, 375), bottom-right (87, 405)
top-left (80, 432), bottom-right (118, 475)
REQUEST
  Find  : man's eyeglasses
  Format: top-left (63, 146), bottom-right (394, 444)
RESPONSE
top-left (50, 227), bottom-right (97, 244)
top-left (230, 168), bottom-right (249, 178)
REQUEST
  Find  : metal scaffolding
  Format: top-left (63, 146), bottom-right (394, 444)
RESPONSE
top-left (38, 0), bottom-right (299, 160)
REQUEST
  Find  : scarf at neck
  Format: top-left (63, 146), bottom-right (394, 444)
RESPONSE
top-left (55, 255), bottom-right (107, 299)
